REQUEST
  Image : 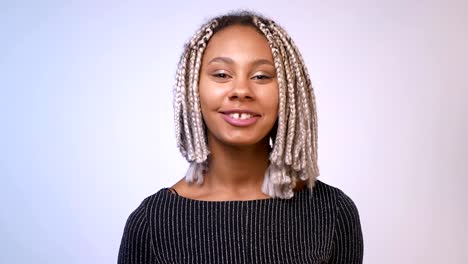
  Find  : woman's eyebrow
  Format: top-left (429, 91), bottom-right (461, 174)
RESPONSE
top-left (208, 56), bottom-right (234, 65)
top-left (252, 59), bottom-right (275, 67)
top-left (207, 57), bottom-right (275, 67)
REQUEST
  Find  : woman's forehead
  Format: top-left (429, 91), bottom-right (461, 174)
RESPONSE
top-left (201, 25), bottom-right (274, 65)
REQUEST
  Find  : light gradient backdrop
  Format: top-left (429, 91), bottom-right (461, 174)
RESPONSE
top-left (1, 0), bottom-right (467, 263)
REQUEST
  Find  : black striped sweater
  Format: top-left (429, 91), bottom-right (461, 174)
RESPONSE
top-left (118, 180), bottom-right (363, 263)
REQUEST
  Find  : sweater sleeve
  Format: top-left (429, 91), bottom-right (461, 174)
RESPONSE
top-left (118, 198), bottom-right (157, 264)
top-left (329, 190), bottom-right (364, 264)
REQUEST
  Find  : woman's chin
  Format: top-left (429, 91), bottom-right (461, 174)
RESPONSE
top-left (220, 136), bottom-right (270, 149)
top-left (206, 129), bottom-right (270, 149)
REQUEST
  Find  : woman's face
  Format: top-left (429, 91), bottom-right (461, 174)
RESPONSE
top-left (199, 25), bottom-right (279, 148)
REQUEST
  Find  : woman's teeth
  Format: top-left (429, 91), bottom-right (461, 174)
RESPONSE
top-left (229, 113), bottom-right (253, 120)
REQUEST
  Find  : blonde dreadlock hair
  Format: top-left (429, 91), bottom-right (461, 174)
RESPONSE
top-left (173, 11), bottom-right (319, 199)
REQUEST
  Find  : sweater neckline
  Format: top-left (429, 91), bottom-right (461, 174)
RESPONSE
top-left (159, 183), bottom-right (314, 204)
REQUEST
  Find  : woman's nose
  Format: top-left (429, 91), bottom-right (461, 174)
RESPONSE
top-left (228, 77), bottom-right (254, 101)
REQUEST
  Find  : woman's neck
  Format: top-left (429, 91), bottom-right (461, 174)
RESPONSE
top-left (203, 136), bottom-right (271, 195)
top-left (171, 134), bottom-right (307, 201)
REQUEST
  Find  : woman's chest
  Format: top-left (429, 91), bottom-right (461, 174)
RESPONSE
top-left (149, 202), bottom-right (335, 263)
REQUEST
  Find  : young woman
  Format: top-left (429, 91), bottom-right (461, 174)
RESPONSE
top-left (118, 11), bottom-right (363, 264)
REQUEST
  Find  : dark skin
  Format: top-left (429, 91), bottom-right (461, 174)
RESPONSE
top-left (171, 25), bottom-right (306, 201)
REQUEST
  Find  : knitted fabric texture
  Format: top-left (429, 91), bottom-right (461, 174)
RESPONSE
top-left (118, 180), bottom-right (363, 264)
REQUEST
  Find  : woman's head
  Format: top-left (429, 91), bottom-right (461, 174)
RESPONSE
top-left (199, 25), bottom-right (279, 148)
top-left (173, 11), bottom-right (319, 199)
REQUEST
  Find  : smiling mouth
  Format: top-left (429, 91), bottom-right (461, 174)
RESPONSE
top-left (219, 110), bottom-right (261, 117)
top-left (219, 111), bottom-right (261, 127)
top-left (227, 113), bottom-right (255, 120)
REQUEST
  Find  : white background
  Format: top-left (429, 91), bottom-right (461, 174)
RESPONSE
top-left (1, 0), bottom-right (467, 263)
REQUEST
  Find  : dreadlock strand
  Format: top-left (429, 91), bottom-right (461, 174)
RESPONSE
top-left (270, 28), bottom-right (297, 167)
top-left (192, 28), bottom-right (215, 161)
top-left (185, 48), bottom-right (199, 161)
top-left (174, 48), bottom-right (190, 156)
top-left (282, 36), bottom-right (314, 179)
top-left (275, 24), bottom-right (320, 178)
top-left (255, 19), bottom-right (287, 164)
top-left (184, 22), bottom-right (220, 182)
top-left (177, 50), bottom-right (195, 160)
top-left (270, 25), bottom-right (305, 171)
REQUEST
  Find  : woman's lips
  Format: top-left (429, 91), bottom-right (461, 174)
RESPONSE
top-left (219, 109), bottom-right (261, 127)
top-left (220, 113), bottom-right (260, 127)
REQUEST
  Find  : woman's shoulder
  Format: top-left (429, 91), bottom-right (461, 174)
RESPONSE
top-left (137, 187), bottom-right (174, 209)
top-left (307, 179), bottom-right (357, 203)
top-left (123, 188), bottom-right (173, 219)
top-left (313, 180), bottom-right (362, 223)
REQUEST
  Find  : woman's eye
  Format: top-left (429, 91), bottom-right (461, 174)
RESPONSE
top-left (252, 75), bottom-right (271, 80)
top-left (213, 73), bottom-right (229, 78)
